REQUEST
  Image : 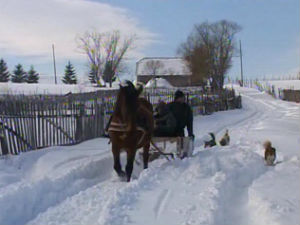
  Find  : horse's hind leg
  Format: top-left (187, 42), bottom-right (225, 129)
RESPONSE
top-left (143, 142), bottom-right (150, 169)
top-left (126, 150), bottom-right (137, 182)
top-left (112, 144), bottom-right (125, 177)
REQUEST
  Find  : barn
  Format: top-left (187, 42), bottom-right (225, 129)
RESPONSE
top-left (136, 57), bottom-right (193, 87)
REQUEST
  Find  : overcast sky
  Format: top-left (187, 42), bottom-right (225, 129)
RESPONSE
top-left (0, 0), bottom-right (299, 82)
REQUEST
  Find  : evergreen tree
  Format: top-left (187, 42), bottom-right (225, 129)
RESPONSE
top-left (88, 65), bottom-right (97, 84)
top-left (11, 64), bottom-right (27, 83)
top-left (0, 58), bottom-right (10, 82)
top-left (62, 61), bottom-right (77, 84)
top-left (26, 65), bottom-right (39, 83)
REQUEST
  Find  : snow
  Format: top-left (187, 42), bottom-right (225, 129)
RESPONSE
top-left (145, 77), bottom-right (174, 88)
top-left (249, 159), bottom-right (299, 225)
top-left (136, 57), bottom-right (191, 76)
top-left (0, 82), bottom-right (119, 95)
top-left (0, 86), bottom-right (299, 225)
top-left (260, 80), bottom-right (300, 91)
top-left (250, 80), bottom-right (300, 99)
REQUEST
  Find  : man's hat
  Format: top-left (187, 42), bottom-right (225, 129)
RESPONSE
top-left (174, 90), bottom-right (185, 100)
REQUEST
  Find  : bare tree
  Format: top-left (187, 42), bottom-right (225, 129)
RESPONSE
top-left (142, 60), bottom-right (165, 76)
top-left (178, 20), bottom-right (241, 90)
top-left (179, 41), bottom-right (212, 87)
top-left (78, 30), bottom-right (134, 87)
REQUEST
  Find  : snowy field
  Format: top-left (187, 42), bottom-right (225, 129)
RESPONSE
top-left (254, 80), bottom-right (300, 99)
top-left (0, 82), bottom-right (119, 95)
top-left (0, 86), bottom-right (299, 225)
top-left (260, 80), bottom-right (300, 90)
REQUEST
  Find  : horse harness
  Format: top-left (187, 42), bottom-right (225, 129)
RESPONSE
top-left (108, 120), bottom-right (148, 146)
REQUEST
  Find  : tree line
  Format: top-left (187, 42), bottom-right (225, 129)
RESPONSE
top-left (0, 59), bottom-right (78, 84)
top-left (0, 59), bottom-right (39, 83)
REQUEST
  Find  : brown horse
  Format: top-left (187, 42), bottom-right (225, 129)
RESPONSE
top-left (108, 80), bottom-right (154, 182)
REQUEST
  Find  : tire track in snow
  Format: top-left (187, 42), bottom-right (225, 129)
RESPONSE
top-left (211, 89), bottom-right (280, 225)
top-left (168, 88), bottom-right (273, 225)
top-left (154, 189), bottom-right (173, 219)
top-left (27, 159), bottom-right (170, 225)
top-left (212, 145), bottom-right (267, 225)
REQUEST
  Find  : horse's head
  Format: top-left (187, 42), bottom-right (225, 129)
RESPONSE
top-left (119, 80), bottom-right (139, 105)
top-left (119, 80), bottom-right (138, 98)
top-left (114, 80), bottom-right (139, 122)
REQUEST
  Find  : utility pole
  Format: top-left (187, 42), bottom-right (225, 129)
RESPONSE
top-left (239, 40), bottom-right (244, 87)
top-left (52, 44), bottom-right (57, 84)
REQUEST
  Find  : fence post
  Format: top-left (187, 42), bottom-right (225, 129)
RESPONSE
top-left (225, 90), bottom-right (228, 110)
top-left (75, 102), bottom-right (84, 143)
top-left (0, 119), bottom-right (9, 155)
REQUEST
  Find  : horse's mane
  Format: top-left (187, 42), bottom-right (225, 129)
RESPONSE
top-left (113, 81), bottom-right (138, 126)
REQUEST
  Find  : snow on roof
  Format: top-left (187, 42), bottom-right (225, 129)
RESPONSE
top-left (136, 57), bottom-right (191, 76)
top-left (145, 77), bottom-right (174, 88)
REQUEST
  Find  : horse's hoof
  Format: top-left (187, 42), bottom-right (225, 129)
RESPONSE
top-left (118, 171), bottom-right (126, 177)
top-left (118, 176), bottom-right (127, 182)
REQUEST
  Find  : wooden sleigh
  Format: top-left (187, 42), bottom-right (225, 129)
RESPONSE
top-left (138, 136), bottom-right (194, 162)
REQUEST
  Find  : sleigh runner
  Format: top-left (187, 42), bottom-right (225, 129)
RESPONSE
top-left (152, 136), bottom-right (194, 158)
top-left (136, 136), bottom-right (194, 164)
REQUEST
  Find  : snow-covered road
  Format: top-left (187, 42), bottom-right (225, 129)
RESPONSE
top-left (0, 87), bottom-right (299, 225)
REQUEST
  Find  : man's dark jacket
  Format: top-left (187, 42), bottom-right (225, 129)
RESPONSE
top-left (168, 101), bottom-right (193, 137)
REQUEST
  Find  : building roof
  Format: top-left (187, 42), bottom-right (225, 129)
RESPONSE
top-left (136, 57), bottom-right (191, 76)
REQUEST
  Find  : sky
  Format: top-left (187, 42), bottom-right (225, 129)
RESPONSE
top-left (0, 0), bottom-right (299, 83)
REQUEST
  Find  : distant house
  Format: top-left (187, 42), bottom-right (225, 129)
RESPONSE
top-left (136, 57), bottom-right (193, 87)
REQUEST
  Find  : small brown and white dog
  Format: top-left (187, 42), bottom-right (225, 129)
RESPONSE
top-left (219, 130), bottom-right (230, 146)
top-left (263, 140), bottom-right (276, 166)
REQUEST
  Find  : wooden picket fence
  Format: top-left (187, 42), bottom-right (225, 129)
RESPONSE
top-left (0, 88), bottom-right (241, 155)
top-left (281, 89), bottom-right (300, 103)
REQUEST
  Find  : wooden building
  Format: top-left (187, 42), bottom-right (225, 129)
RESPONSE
top-left (136, 57), bottom-right (193, 87)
